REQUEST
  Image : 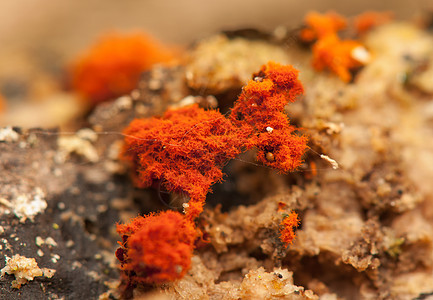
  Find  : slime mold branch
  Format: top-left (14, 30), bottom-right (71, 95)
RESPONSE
top-left (117, 61), bottom-right (307, 289)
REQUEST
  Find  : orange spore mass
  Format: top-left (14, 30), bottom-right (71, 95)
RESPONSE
top-left (117, 62), bottom-right (308, 286)
top-left (71, 32), bottom-right (176, 103)
top-left (280, 211), bottom-right (300, 246)
top-left (116, 211), bottom-right (196, 284)
top-left (300, 11), bottom-right (371, 82)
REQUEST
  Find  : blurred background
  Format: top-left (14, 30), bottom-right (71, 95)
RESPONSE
top-left (1, 0), bottom-right (431, 52)
top-left (0, 0), bottom-right (431, 126)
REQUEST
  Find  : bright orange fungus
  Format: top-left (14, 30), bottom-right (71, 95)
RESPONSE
top-left (280, 211), bottom-right (300, 247)
top-left (301, 11), bottom-right (369, 82)
top-left (300, 11), bottom-right (347, 42)
top-left (116, 211), bottom-right (196, 285)
top-left (311, 34), bottom-right (365, 83)
top-left (70, 32), bottom-right (175, 103)
top-left (117, 62), bottom-right (307, 287)
top-left (122, 61), bottom-right (307, 222)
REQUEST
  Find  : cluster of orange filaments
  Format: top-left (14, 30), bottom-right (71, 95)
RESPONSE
top-left (117, 62), bottom-right (306, 286)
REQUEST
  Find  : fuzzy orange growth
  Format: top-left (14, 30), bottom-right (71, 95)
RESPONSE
top-left (354, 11), bottom-right (393, 35)
top-left (71, 32), bottom-right (175, 104)
top-left (118, 62), bottom-right (308, 287)
top-left (277, 202), bottom-right (288, 212)
top-left (122, 104), bottom-right (244, 220)
top-left (230, 62), bottom-right (308, 172)
top-left (312, 35), bottom-right (365, 83)
top-left (300, 11), bottom-right (347, 42)
top-left (116, 211), bottom-right (196, 285)
top-left (301, 11), bottom-right (369, 82)
top-left (122, 62), bottom-right (307, 221)
top-left (279, 211), bottom-right (300, 246)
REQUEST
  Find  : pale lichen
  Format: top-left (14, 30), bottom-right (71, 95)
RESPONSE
top-left (1, 254), bottom-right (55, 289)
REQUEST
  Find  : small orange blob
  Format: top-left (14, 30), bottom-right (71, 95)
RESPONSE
top-left (116, 211), bottom-right (196, 285)
top-left (301, 11), bottom-right (371, 82)
top-left (300, 11), bottom-right (347, 42)
top-left (279, 211), bottom-right (300, 246)
top-left (70, 32), bottom-right (176, 104)
top-left (277, 202), bottom-right (288, 212)
top-left (266, 152), bottom-right (275, 162)
top-left (311, 34), bottom-right (365, 82)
